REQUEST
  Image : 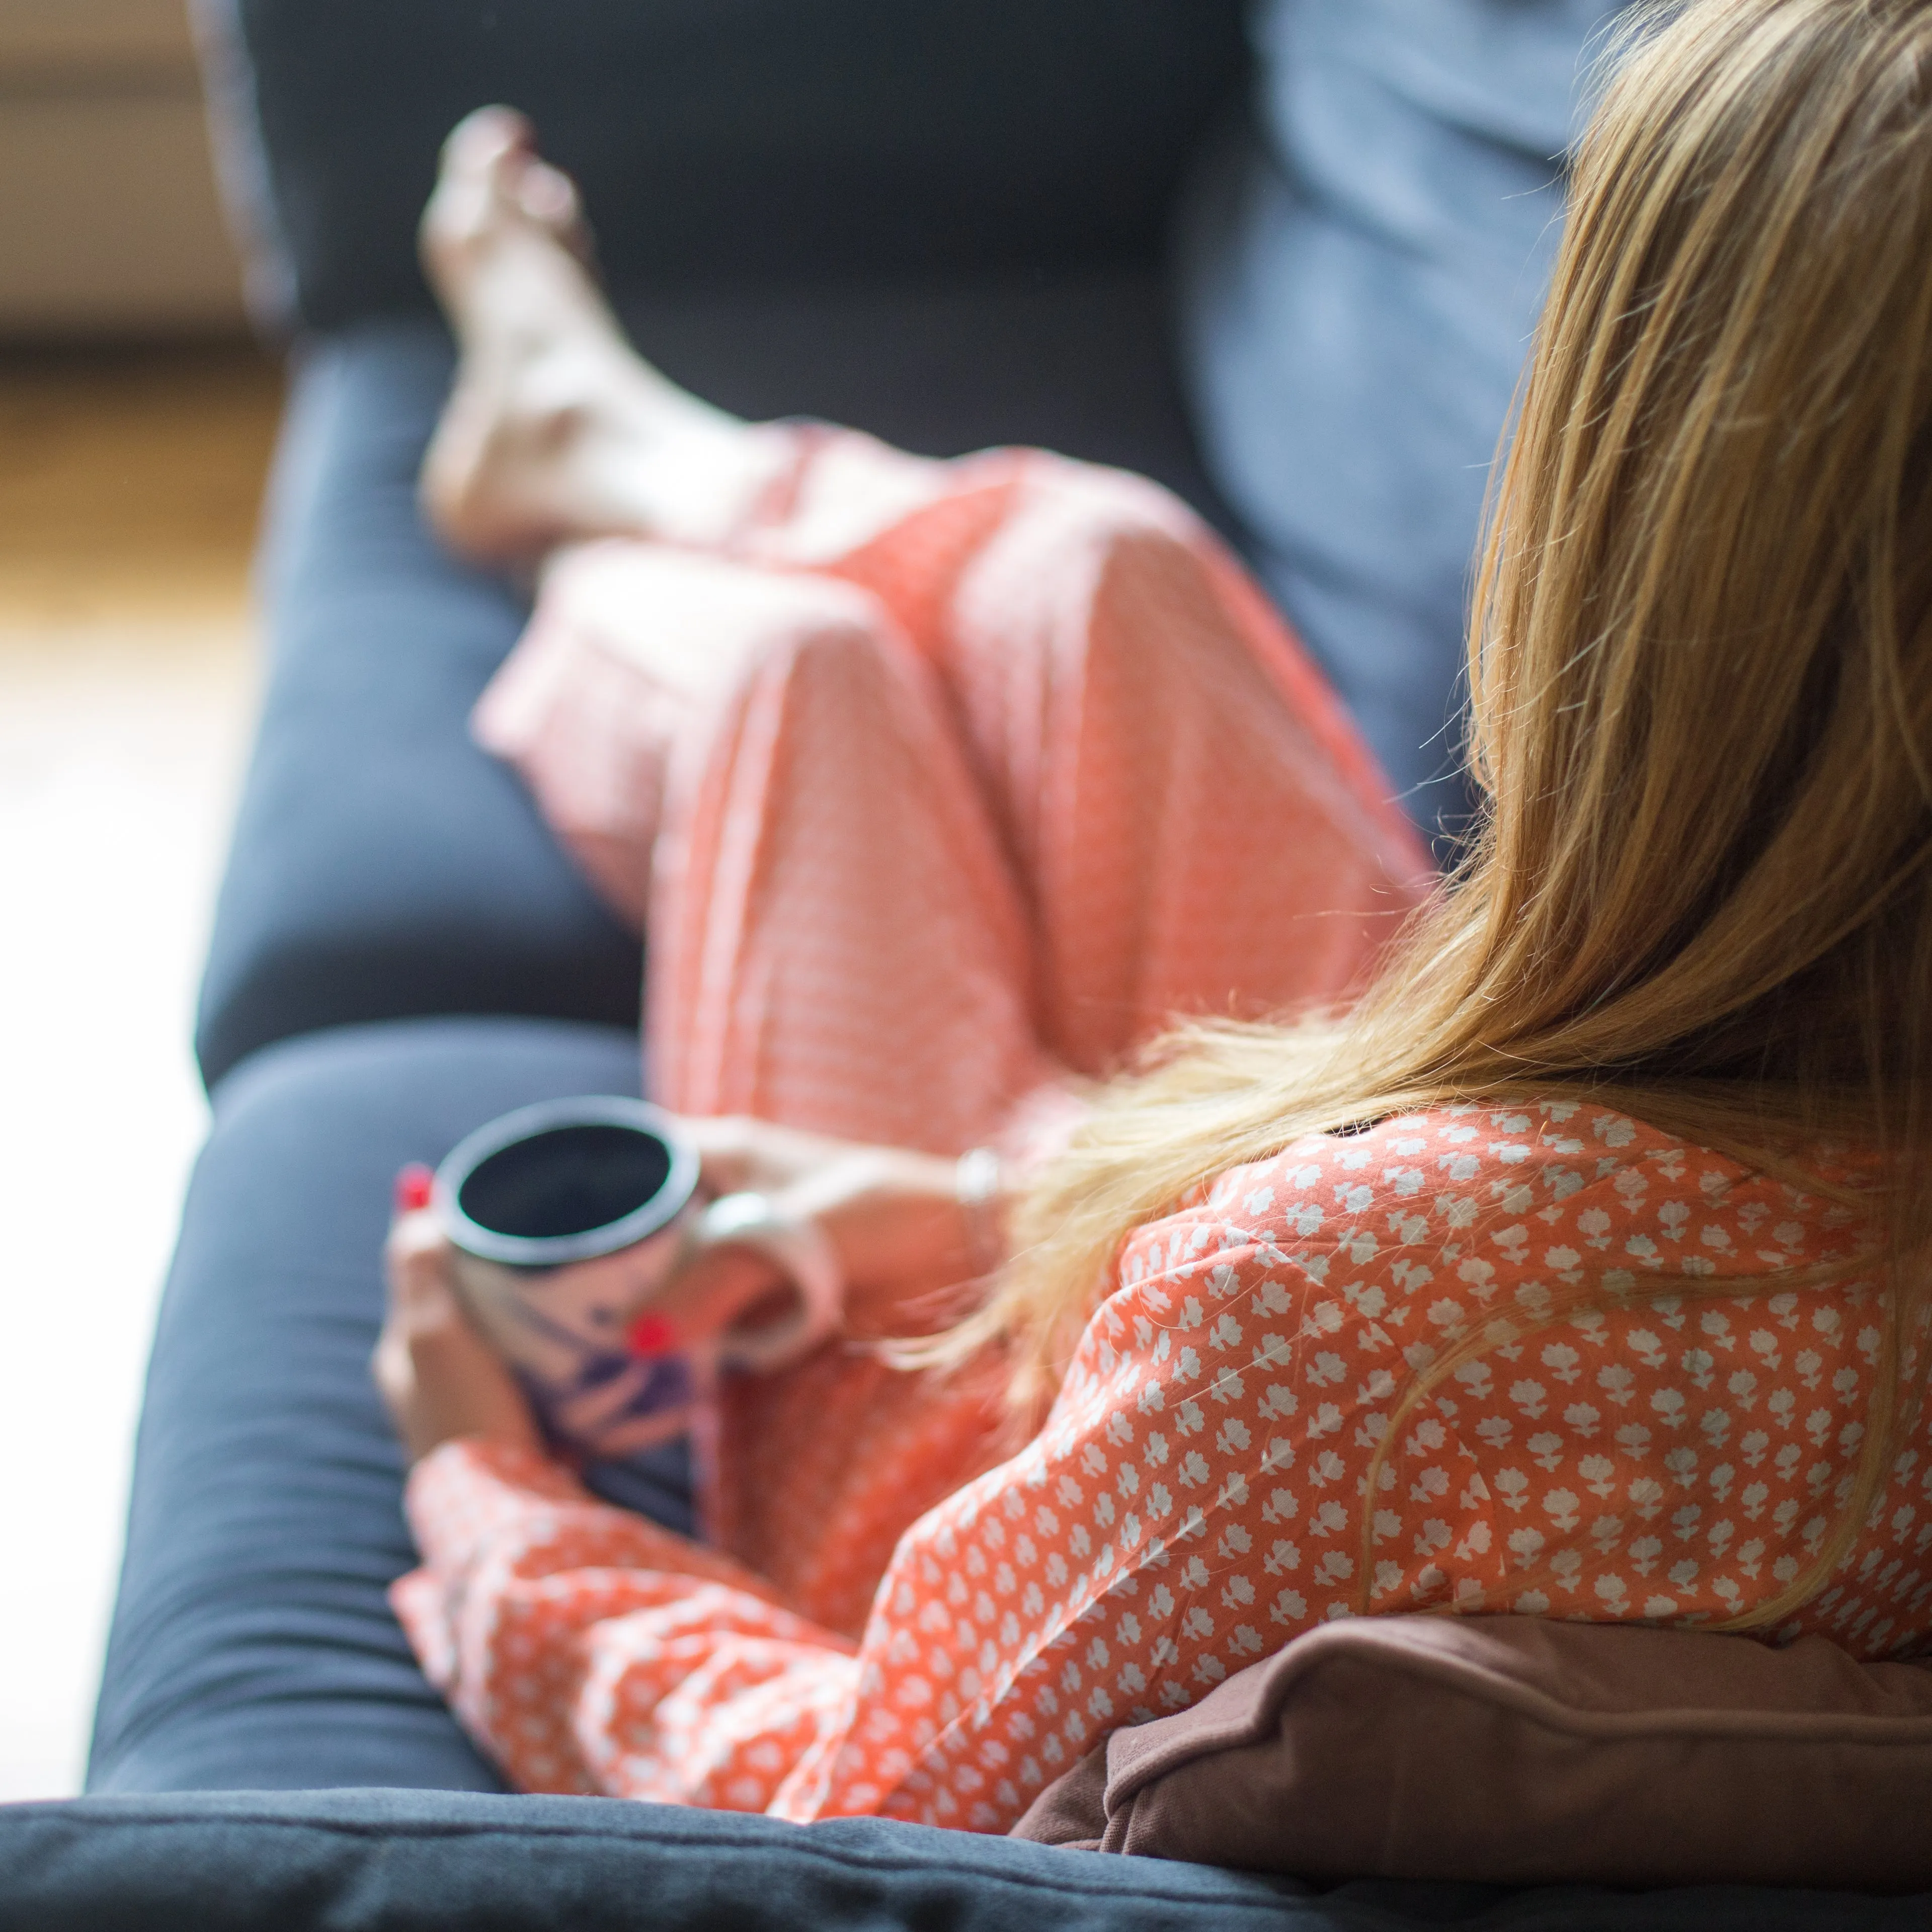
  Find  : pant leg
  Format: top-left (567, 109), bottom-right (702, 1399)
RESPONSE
top-left (489, 533), bottom-right (1057, 1153)
top-left (917, 454), bottom-right (1432, 1078)
top-left (562, 552), bottom-right (1044, 1629)
top-left (641, 560), bottom-right (1057, 1155)
top-left (479, 430), bottom-right (1431, 1094)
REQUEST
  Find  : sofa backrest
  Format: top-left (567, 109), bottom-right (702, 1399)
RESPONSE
top-left (192, 0), bottom-right (1252, 334)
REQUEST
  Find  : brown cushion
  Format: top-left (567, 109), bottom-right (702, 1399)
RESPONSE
top-left (1010, 1615), bottom-right (1932, 1891)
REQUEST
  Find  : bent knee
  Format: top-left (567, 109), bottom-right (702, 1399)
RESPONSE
top-left (950, 458), bottom-right (1233, 684)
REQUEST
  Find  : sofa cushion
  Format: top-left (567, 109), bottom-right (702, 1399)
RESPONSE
top-left (88, 1016), bottom-right (688, 1796)
top-left (193, 0), bottom-right (1249, 334)
top-left (4, 1788), bottom-right (1919, 1932)
top-left (1013, 1614), bottom-right (1932, 1892)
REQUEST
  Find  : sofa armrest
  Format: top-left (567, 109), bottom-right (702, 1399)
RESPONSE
top-left (3, 1790), bottom-right (1307, 1932)
top-left (2, 1787), bottom-right (1898, 1932)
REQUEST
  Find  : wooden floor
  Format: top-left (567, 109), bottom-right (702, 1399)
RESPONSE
top-left (0, 342), bottom-right (282, 1799)
top-left (0, 343), bottom-right (281, 620)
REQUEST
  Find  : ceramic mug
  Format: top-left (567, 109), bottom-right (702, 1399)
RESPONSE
top-left (433, 1096), bottom-right (842, 1461)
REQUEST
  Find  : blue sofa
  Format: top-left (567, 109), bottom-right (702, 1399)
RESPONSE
top-left (0, 2), bottom-right (1914, 1924)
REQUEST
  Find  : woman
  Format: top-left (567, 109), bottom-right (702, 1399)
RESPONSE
top-left (379, 0), bottom-right (1932, 1834)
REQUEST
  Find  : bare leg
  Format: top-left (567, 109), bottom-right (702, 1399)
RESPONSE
top-left (419, 108), bottom-right (785, 565)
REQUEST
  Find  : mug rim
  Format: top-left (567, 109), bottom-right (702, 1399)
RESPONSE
top-left (433, 1096), bottom-right (700, 1269)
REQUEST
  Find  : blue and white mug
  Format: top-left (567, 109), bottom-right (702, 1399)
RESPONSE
top-left (434, 1096), bottom-right (842, 1462)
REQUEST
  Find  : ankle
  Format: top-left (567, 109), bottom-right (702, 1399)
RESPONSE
top-left (612, 417), bottom-right (799, 548)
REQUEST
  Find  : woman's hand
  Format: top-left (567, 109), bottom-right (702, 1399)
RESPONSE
top-left (643, 1118), bottom-right (1002, 1353)
top-left (374, 1196), bottom-right (543, 1465)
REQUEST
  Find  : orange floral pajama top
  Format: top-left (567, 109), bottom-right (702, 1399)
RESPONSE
top-left (398, 1107), bottom-right (1929, 1829)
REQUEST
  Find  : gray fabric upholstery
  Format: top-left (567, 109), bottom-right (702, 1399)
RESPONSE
top-left (194, 0), bottom-right (1249, 333)
top-left (1177, 0), bottom-right (1636, 844)
top-left (8, 1788), bottom-right (1914, 1932)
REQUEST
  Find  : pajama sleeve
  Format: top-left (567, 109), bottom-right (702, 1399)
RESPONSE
top-left (778, 1181), bottom-right (1471, 1829)
top-left (393, 1137), bottom-right (1471, 1829)
top-left (392, 1439), bottom-right (861, 1808)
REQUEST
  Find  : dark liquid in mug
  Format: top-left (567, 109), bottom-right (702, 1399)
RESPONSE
top-left (457, 1124), bottom-right (673, 1241)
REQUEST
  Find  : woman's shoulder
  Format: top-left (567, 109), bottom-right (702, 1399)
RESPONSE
top-left (1115, 1100), bottom-right (1865, 1322)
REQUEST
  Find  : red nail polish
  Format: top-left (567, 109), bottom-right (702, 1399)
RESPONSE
top-left (395, 1164), bottom-right (436, 1214)
top-left (627, 1313), bottom-right (677, 1358)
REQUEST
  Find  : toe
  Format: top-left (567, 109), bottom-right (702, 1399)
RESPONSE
top-left (422, 106), bottom-right (549, 287)
top-left (440, 105), bottom-right (536, 179)
top-left (517, 160), bottom-right (582, 236)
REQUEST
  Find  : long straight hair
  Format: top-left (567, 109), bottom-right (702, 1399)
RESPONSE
top-left (935, 0), bottom-right (1932, 1630)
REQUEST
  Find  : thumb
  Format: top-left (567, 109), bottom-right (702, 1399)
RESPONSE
top-left (386, 1209), bottom-right (458, 1316)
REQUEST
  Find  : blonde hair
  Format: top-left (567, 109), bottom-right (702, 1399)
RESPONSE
top-left (939, 0), bottom-right (1932, 1630)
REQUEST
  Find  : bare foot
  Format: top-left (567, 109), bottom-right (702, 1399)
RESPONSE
top-left (420, 108), bottom-right (781, 565)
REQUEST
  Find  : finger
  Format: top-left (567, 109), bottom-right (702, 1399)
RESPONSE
top-left (682, 1115), bottom-right (763, 1196)
top-left (371, 1321), bottom-right (405, 1396)
top-left (386, 1165), bottom-right (443, 1299)
top-left (682, 1115), bottom-right (840, 1197)
top-left (386, 1209), bottom-right (445, 1272)
top-left (394, 1163), bottom-right (436, 1215)
top-left (371, 1313), bottom-right (423, 1433)
top-left (385, 1212), bottom-right (460, 1319)
top-left (633, 1241), bottom-right (788, 1353)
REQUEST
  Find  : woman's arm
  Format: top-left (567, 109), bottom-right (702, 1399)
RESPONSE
top-left (645, 1117), bottom-right (1010, 1349)
top-left (387, 1168), bottom-right (1487, 1823)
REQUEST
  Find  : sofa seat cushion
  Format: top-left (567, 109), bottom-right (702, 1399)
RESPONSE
top-left (88, 1016), bottom-right (687, 1796)
top-left (1014, 1614), bottom-right (1932, 1891)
